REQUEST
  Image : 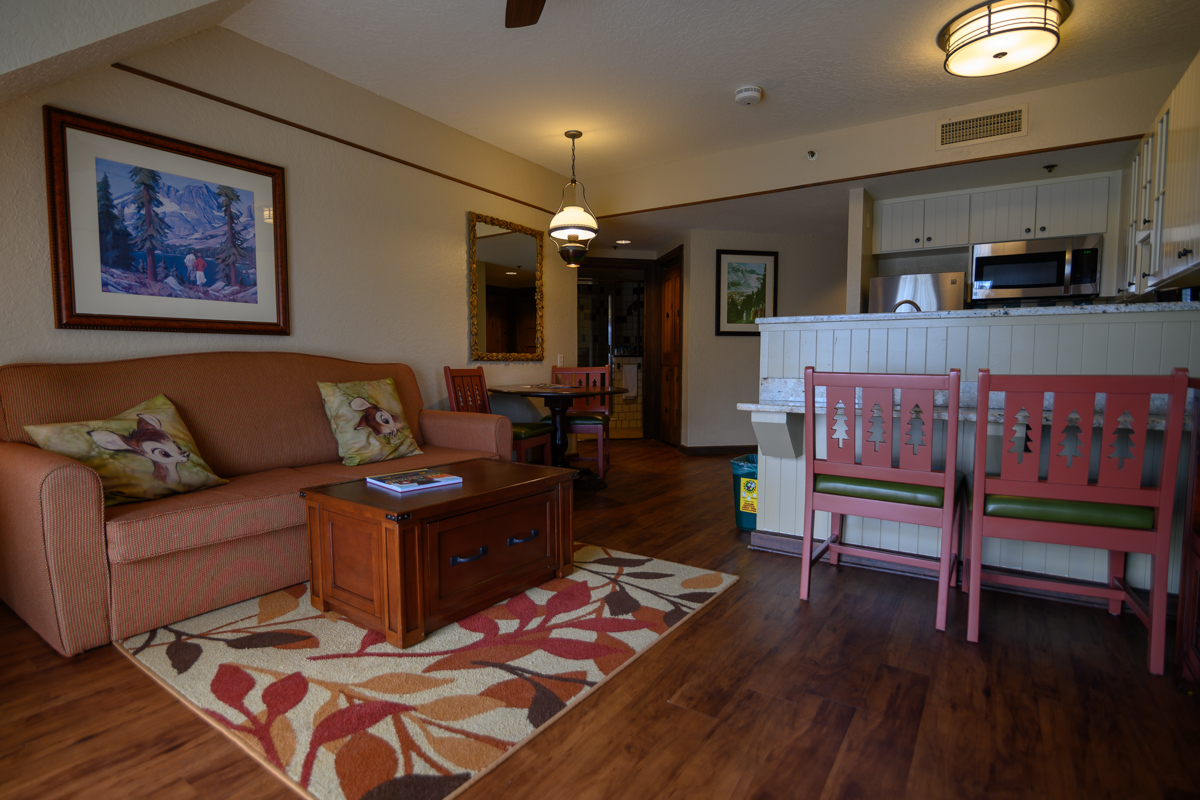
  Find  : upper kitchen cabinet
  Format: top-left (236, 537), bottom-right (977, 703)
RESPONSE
top-left (1147, 48), bottom-right (1200, 290)
top-left (1034, 177), bottom-right (1109, 238)
top-left (969, 186), bottom-right (1038, 242)
top-left (875, 194), bottom-right (969, 252)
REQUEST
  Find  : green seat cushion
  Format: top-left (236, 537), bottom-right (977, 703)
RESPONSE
top-left (983, 495), bottom-right (1154, 531)
top-left (813, 474), bottom-right (945, 508)
top-left (511, 422), bottom-right (552, 440)
top-left (541, 414), bottom-right (608, 425)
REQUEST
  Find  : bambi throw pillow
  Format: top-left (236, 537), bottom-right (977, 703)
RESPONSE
top-left (24, 394), bottom-right (228, 507)
top-left (318, 378), bottom-right (423, 466)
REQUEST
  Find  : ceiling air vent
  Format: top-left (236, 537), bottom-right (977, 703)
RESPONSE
top-left (936, 105), bottom-right (1028, 150)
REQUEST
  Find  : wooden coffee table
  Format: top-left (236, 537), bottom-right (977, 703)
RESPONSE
top-left (302, 459), bottom-right (576, 648)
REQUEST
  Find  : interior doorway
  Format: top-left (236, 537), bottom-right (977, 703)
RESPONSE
top-left (577, 266), bottom-right (645, 439)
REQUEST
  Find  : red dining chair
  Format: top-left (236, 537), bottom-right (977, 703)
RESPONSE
top-left (965, 368), bottom-right (1189, 675)
top-left (549, 365), bottom-right (611, 479)
top-left (801, 367), bottom-right (965, 631)
top-left (443, 367), bottom-right (552, 464)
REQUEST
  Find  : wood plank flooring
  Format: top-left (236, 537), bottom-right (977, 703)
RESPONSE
top-left (2, 439), bottom-right (1199, 799)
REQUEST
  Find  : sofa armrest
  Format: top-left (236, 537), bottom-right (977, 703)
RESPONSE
top-left (0, 442), bottom-right (110, 656)
top-left (418, 410), bottom-right (512, 461)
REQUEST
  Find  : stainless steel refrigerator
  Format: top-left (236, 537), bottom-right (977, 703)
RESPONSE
top-left (868, 272), bottom-right (965, 314)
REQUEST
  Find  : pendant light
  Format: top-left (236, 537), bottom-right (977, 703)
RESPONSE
top-left (549, 131), bottom-right (598, 266)
top-left (938, 0), bottom-right (1072, 78)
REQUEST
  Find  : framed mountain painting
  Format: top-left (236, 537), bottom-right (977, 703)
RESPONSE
top-left (44, 106), bottom-right (290, 334)
top-left (715, 249), bottom-right (777, 336)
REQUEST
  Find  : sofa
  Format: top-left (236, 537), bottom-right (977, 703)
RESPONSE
top-left (0, 351), bottom-right (513, 656)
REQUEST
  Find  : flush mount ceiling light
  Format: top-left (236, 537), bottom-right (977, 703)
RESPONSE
top-left (616, 239), bottom-right (632, 245)
top-left (938, 0), bottom-right (1072, 77)
top-left (549, 131), bottom-right (598, 267)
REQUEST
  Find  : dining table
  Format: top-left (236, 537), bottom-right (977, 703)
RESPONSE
top-left (488, 383), bottom-right (627, 487)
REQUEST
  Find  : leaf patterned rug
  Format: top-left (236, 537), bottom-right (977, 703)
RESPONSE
top-left (117, 544), bottom-right (737, 800)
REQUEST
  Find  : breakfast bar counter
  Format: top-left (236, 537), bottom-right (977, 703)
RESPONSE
top-left (740, 302), bottom-right (1200, 594)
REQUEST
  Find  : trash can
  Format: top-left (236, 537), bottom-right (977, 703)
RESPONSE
top-left (731, 454), bottom-right (758, 531)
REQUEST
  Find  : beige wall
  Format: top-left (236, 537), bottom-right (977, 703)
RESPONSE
top-left (589, 64), bottom-right (1189, 216)
top-left (0, 28), bottom-right (573, 409)
top-left (679, 229), bottom-right (845, 447)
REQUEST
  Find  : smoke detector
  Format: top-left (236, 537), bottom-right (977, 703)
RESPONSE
top-left (735, 85), bottom-right (763, 105)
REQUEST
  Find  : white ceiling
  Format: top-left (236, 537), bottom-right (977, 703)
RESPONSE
top-left (223, 0), bottom-right (1200, 179)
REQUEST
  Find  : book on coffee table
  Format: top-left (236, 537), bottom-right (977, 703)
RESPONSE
top-left (366, 468), bottom-right (464, 493)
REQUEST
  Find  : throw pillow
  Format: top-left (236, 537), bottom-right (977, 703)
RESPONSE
top-left (318, 378), bottom-right (423, 466)
top-left (24, 394), bottom-right (228, 507)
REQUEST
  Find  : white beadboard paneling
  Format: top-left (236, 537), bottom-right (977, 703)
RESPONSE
top-left (800, 330), bottom-right (817, 372)
top-left (1190, 323), bottom-right (1200, 374)
top-left (898, 522), bottom-right (919, 554)
top-left (778, 456), bottom-right (798, 535)
top-left (966, 326), bottom-right (990, 379)
top-left (783, 330), bottom-right (801, 378)
top-left (1081, 323), bottom-right (1110, 374)
top-left (946, 327), bottom-right (969, 374)
top-left (1133, 323), bottom-right (1163, 375)
top-left (1045, 544), bottom-right (1072, 577)
top-left (1033, 325), bottom-right (1059, 374)
top-left (917, 525), bottom-right (940, 557)
top-left (843, 514), bottom-right (864, 546)
top-left (906, 328), bottom-right (927, 374)
top-left (988, 325), bottom-right (1013, 373)
top-left (869, 328), bottom-right (889, 372)
top-left (1056, 324), bottom-right (1084, 375)
top-left (861, 517), bottom-right (882, 549)
top-left (926, 327), bottom-right (948, 375)
top-left (982, 537), bottom-right (1001, 565)
top-left (760, 332), bottom-right (771, 380)
top-left (1069, 546), bottom-right (1101, 580)
top-left (817, 329), bottom-right (835, 371)
top-left (1010, 325), bottom-right (1036, 374)
top-left (851, 328), bottom-right (870, 372)
top-left (880, 520), bottom-right (901, 552)
top-left (758, 454), bottom-right (782, 532)
top-left (833, 329), bottom-right (852, 372)
top-left (1106, 322), bottom-right (1136, 372)
top-left (1160, 321), bottom-right (1190, 372)
top-left (887, 328), bottom-right (908, 372)
top-left (1021, 541), bottom-right (1048, 574)
top-left (1000, 539), bottom-right (1024, 570)
top-left (767, 331), bottom-right (785, 378)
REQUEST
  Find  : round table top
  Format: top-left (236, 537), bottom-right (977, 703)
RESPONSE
top-left (490, 383), bottom-right (628, 399)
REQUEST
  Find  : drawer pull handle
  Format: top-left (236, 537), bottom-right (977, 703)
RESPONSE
top-left (450, 546), bottom-right (488, 566)
top-left (508, 529), bottom-right (540, 546)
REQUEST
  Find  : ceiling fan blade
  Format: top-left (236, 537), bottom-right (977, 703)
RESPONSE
top-left (505, 0), bottom-right (546, 28)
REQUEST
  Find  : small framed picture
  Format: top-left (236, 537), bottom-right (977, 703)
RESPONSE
top-left (715, 249), bottom-right (777, 336)
top-left (44, 106), bottom-right (290, 335)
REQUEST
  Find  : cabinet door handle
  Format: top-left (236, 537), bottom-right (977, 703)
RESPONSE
top-left (507, 529), bottom-right (540, 546)
top-left (1181, 249), bottom-right (1194, 259)
top-left (450, 546), bottom-right (488, 566)
top-left (926, 236), bottom-right (932, 242)
top-left (1142, 272), bottom-right (1151, 278)
top-left (1025, 227), bottom-right (1031, 233)
top-left (1039, 226), bottom-right (1047, 232)
top-left (914, 238), bottom-right (920, 243)
top-left (1144, 219), bottom-right (1152, 226)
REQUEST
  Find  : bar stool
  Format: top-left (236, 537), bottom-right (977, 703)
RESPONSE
top-left (965, 368), bottom-right (1188, 675)
top-left (443, 366), bottom-right (552, 463)
top-left (800, 367), bottom-right (965, 631)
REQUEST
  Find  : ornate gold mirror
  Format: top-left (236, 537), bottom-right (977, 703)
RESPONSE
top-left (469, 212), bottom-right (544, 361)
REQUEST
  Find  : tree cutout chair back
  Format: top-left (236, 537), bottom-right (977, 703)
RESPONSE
top-left (550, 365), bottom-right (612, 478)
top-left (802, 367), bottom-right (964, 631)
top-left (967, 368), bottom-right (1189, 675)
top-left (443, 366), bottom-right (549, 464)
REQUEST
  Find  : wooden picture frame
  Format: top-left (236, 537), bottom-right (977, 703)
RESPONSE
top-left (44, 106), bottom-right (290, 335)
top-left (715, 249), bottom-right (777, 336)
top-left (468, 211), bottom-right (544, 361)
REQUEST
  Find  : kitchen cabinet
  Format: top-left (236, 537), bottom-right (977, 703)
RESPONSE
top-left (1148, 49), bottom-right (1200, 290)
top-left (876, 194), bottom-right (969, 252)
top-left (1034, 177), bottom-right (1109, 239)
top-left (877, 199), bottom-right (926, 252)
top-left (923, 194), bottom-right (971, 248)
top-left (969, 186), bottom-right (1038, 242)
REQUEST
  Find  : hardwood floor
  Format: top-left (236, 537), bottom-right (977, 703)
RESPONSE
top-left (2, 439), bottom-right (1198, 799)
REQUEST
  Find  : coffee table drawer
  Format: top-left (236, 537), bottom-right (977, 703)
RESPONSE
top-left (432, 491), bottom-right (555, 602)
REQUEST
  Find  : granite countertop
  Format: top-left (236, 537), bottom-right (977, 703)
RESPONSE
top-left (756, 302), bottom-right (1200, 326)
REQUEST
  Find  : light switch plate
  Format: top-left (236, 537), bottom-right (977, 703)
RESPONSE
top-left (557, 354), bottom-right (564, 366)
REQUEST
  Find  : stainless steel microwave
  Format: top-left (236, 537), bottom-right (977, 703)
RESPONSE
top-left (971, 235), bottom-right (1101, 301)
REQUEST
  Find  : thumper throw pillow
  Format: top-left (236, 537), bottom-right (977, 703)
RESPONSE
top-left (318, 377), bottom-right (423, 466)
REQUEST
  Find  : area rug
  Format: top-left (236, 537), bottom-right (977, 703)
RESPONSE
top-left (117, 544), bottom-right (737, 800)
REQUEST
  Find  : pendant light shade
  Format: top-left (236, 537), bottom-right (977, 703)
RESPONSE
top-left (938, 0), bottom-right (1072, 78)
top-left (549, 131), bottom-right (598, 266)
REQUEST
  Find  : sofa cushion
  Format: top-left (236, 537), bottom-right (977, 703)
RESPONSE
top-left (293, 446), bottom-right (499, 482)
top-left (318, 378), bottom-right (422, 466)
top-left (0, 352), bottom-right (429, 477)
top-left (105, 468), bottom-right (315, 563)
top-left (25, 394), bottom-right (227, 507)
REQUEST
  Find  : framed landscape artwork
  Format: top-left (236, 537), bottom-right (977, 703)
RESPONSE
top-left (44, 106), bottom-right (290, 335)
top-left (715, 249), bottom-right (778, 336)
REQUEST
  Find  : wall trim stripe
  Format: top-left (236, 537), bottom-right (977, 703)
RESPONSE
top-left (111, 63), bottom-right (556, 215)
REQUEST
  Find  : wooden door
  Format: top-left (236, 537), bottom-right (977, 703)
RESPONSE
top-left (659, 252), bottom-right (682, 445)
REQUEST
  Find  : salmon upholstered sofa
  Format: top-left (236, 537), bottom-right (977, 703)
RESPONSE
top-left (0, 351), bottom-right (513, 656)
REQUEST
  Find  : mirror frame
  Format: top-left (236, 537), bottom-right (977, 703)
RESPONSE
top-left (469, 211), bottom-right (544, 361)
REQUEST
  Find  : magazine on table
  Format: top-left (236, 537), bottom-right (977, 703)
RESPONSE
top-left (366, 468), bottom-right (464, 493)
